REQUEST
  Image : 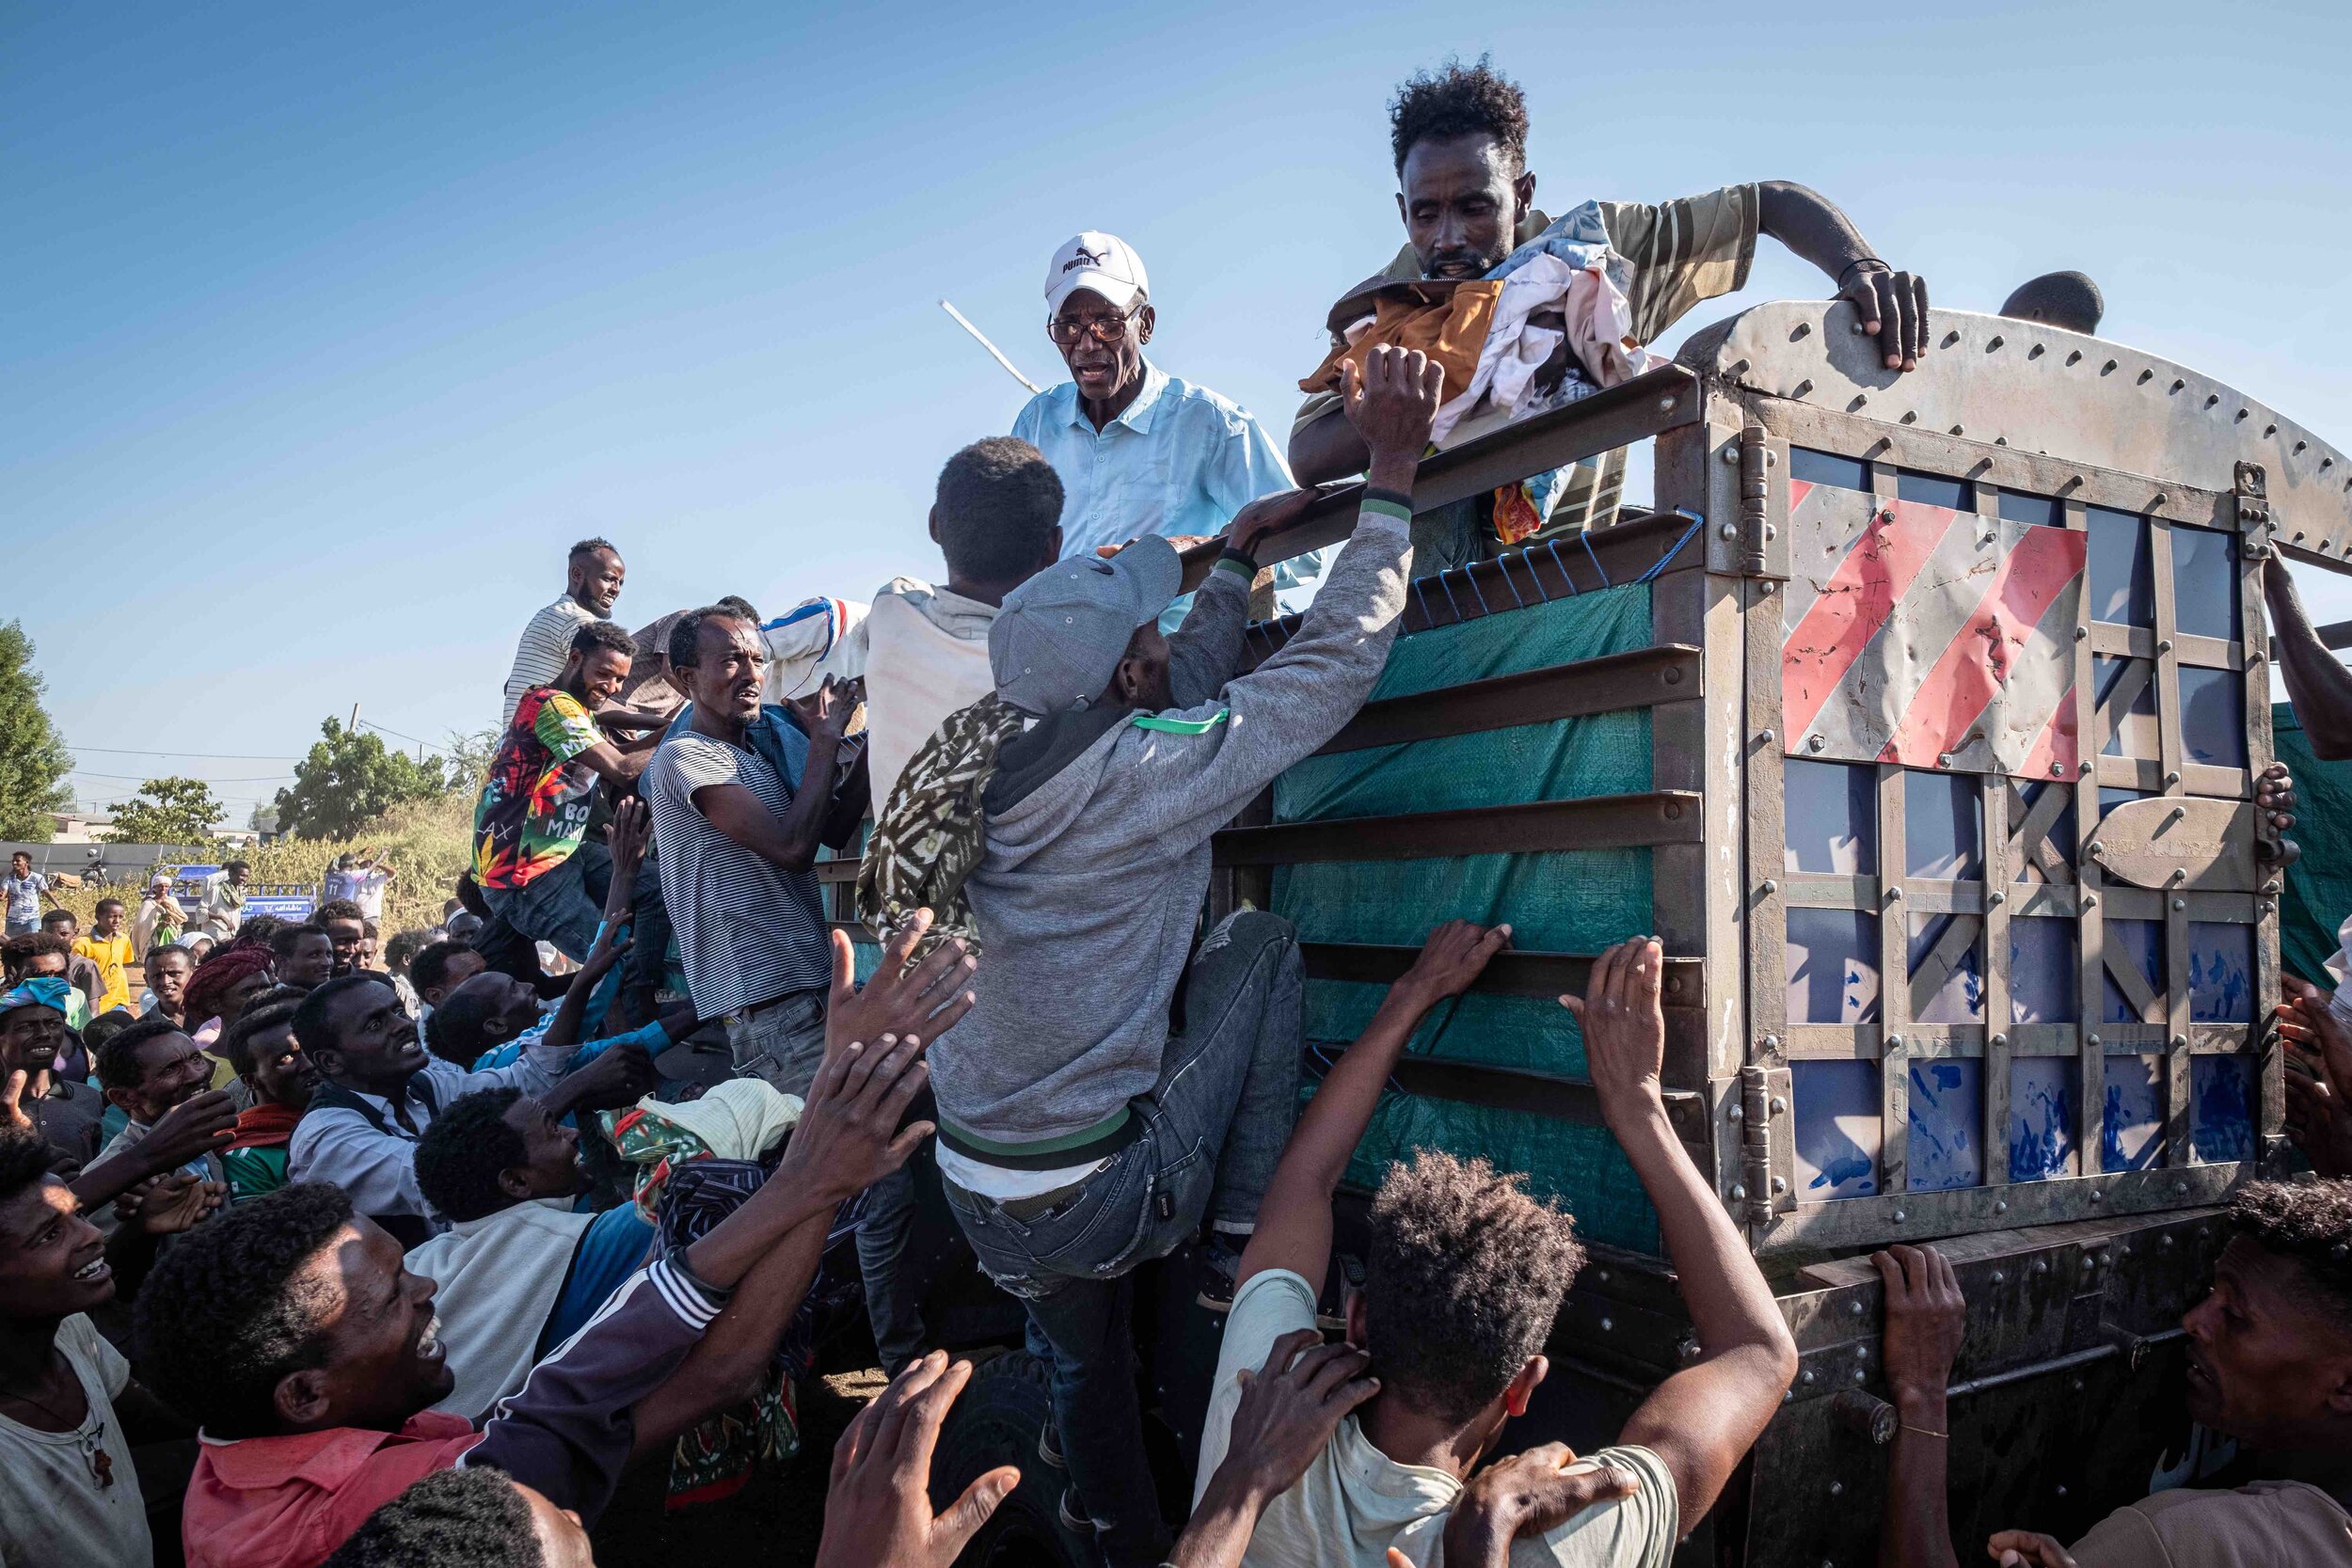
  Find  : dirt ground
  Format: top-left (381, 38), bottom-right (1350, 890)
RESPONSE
top-left (590, 1368), bottom-right (887, 1567)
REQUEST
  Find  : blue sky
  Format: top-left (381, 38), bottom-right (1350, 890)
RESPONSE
top-left (7, 1), bottom-right (2351, 820)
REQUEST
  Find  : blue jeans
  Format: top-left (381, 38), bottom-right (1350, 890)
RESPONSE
top-left (942, 911), bottom-right (1302, 1566)
top-left (484, 842), bottom-right (611, 963)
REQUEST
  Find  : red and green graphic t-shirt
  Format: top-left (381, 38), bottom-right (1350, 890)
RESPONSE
top-left (472, 687), bottom-right (603, 889)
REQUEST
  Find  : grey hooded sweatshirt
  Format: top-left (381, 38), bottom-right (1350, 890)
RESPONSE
top-left (932, 495), bottom-right (1414, 1152)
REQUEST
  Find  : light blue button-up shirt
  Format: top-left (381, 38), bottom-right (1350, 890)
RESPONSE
top-left (1014, 360), bottom-right (1324, 631)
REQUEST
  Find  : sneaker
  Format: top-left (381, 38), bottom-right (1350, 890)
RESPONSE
top-left (1195, 1232), bottom-right (1246, 1311)
top-left (1038, 1419), bottom-right (1066, 1471)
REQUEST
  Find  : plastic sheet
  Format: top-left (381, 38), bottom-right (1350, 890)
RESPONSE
top-left (1277, 584), bottom-right (1661, 1247)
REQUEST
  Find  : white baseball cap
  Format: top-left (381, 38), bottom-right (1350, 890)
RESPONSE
top-left (1044, 231), bottom-right (1150, 315)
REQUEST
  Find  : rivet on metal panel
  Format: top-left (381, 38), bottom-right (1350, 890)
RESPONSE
top-left (2157, 639), bottom-right (2173, 655)
top-left (2161, 1235), bottom-right (2174, 1250)
top-left (2236, 408), bottom-right (2249, 422)
top-left (1949, 425), bottom-right (1964, 436)
top-left (1901, 411), bottom-right (1918, 424)
top-left (1597, 1269), bottom-right (1611, 1283)
top-left (1794, 379), bottom-right (1814, 398)
top-left (1886, 1034), bottom-right (1904, 1049)
top-left (1937, 752), bottom-right (1954, 768)
top-left (1761, 879), bottom-right (1779, 895)
top-left (2088, 841), bottom-right (2106, 856)
top-left (1784, 1388), bottom-right (1794, 1402)
top-left (2171, 379), bottom-right (2185, 393)
top-left (1758, 728), bottom-right (1776, 746)
top-left (1792, 322), bottom-right (1811, 340)
top-left (1942, 331), bottom-right (1961, 348)
top-left (1992, 1270), bottom-right (2006, 1283)
top-left (2053, 761), bottom-right (2070, 776)
top-left (1989, 892), bottom-right (2007, 908)
top-left (1852, 1368), bottom-right (1867, 1384)
top-left (1600, 1318), bottom-right (1613, 1332)
top-left (2165, 770), bottom-right (2182, 785)
top-left (1728, 1104), bottom-right (1743, 1121)
top-left (1831, 1481), bottom-right (1846, 1497)
top-left (1663, 800), bottom-right (1684, 820)
top-left (1721, 446), bottom-right (1740, 466)
top-left (1993, 335), bottom-right (2009, 351)
top-left (1770, 1094), bottom-right (1788, 1114)
top-left (2173, 898), bottom-right (2187, 911)
top-left (1658, 396), bottom-right (1677, 413)
top-left (2262, 901), bottom-right (2276, 916)
top-left (1731, 1183), bottom-right (1748, 1201)
top-left (2296, 440), bottom-right (2309, 454)
top-left (1992, 1031), bottom-right (2009, 1047)
top-left (1855, 1344), bottom-right (1868, 1359)
top-left (1801, 1369), bottom-right (1815, 1385)
top-left (2102, 359), bottom-right (2118, 374)
top-left (2264, 879), bottom-right (2283, 895)
top-left (1772, 1176), bottom-right (1788, 1194)
top-left (2034, 1260), bottom-right (2049, 1275)
top-left (2171, 1033), bottom-right (2187, 1048)
top-left (1719, 523), bottom-right (1737, 539)
top-left (1893, 1210), bottom-right (1906, 1223)
top-left (2074, 626), bottom-right (2090, 641)
top-left (1995, 1200), bottom-right (2009, 1214)
top-left (2206, 394), bottom-right (2221, 408)
top-left (1851, 395), bottom-right (1868, 411)
top-left (2083, 895), bottom-right (2099, 911)
top-left (1663, 666), bottom-right (1683, 685)
top-left (1850, 1300), bottom-right (1865, 1316)
top-left (2067, 350), bottom-right (2083, 366)
top-left (2058, 1486), bottom-right (2069, 1498)
top-left (1761, 580), bottom-right (1775, 594)
top-left (2138, 369), bottom-right (2153, 385)
top-left (1888, 886), bottom-right (1904, 902)
top-left (2120, 1244), bottom-right (2131, 1258)
top-left (2264, 423), bottom-right (2276, 437)
top-left (2089, 1031), bottom-right (2103, 1045)
top-left (2090, 1191), bottom-right (2104, 1204)
top-left (1809, 734), bottom-right (1828, 752)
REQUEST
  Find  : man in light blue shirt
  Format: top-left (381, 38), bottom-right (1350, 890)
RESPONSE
top-left (1012, 230), bottom-right (1321, 630)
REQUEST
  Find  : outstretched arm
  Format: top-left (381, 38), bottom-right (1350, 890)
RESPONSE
top-left (2265, 558), bottom-right (2352, 759)
top-left (1236, 921), bottom-right (1510, 1292)
top-left (1566, 940), bottom-right (1799, 1526)
top-left (1874, 1244), bottom-right (1967, 1568)
top-left (1755, 181), bottom-right (1928, 372)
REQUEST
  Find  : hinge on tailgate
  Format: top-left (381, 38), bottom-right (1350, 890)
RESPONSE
top-left (2235, 461), bottom-right (2271, 556)
top-left (1737, 422), bottom-right (1774, 578)
top-left (1738, 1065), bottom-right (1784, 1226)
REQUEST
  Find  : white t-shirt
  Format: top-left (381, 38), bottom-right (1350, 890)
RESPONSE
top-left (0, 1313), bottom-right (151, 1568)
top-left (1196, 1270), bottom-right (1678, 1568)
top-left (324, 866), bottom-right (394, 919)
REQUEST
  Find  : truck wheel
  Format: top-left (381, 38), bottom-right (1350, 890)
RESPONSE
top-left (930, 1349), bottom-right (1093, 1568)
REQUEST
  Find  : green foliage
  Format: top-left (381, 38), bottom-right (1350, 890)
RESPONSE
top-left (442, 725), bottom-right (502, 798)
top-left (0, 622), bottom-right (72, 842)
top-left (273, 719), bottom-right (453, 841)
top-left (102, 777), bottom-right (226, 845)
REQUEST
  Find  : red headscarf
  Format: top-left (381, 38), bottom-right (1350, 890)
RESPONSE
top-left (183, 943), bottom-right (275, 1023)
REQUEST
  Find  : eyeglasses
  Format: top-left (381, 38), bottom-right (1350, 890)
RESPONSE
top-left (1046, 307), bottom-right (1140, 346)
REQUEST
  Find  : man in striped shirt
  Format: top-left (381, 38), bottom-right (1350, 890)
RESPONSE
top-left (1289, 57), bottom-right (1930, 562)
top-left (500, 538), bottom-right (627, 727)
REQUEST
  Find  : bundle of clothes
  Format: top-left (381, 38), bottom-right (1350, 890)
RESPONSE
top-left (1302, 201), bottom-right (1665, 543)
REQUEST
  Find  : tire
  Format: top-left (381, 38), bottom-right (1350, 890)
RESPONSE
top-left (930, 1349), bottom-right (1093, 1568)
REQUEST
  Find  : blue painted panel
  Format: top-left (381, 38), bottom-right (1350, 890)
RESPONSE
top-left (2008, 1057), bottom-right (2079, 1181)
top-left (1787, 909), bottom-right (1882, 1024)
top-left (1908, 1059), bottom-right (1982, 1191)
top-left (2190, 1055), bottom-right (2255, 1164)
top-left (2010, 917), bottom-right (2078, 1023)
top-left (2169, 526), bottom-right (2239, 641)
top-left (2102, 1055), bottom-right (2165, 1172)
top-left (1906, 771), bottom-right (1981, 879)
top-left (1910, 913), bottom-right (1982, 1022)
top-left (2088, 507), bottom-right (2153, 626)
top-left (2188, 923), bottom-right (2255, 1022)
top-left (2179, 667), bottom-right (2248, 768)
top-left (1784, 759), bottom-right (1876, 874)
top-left (2101, 919), bottom-right (2165, 1024)
top-left (1794, 1059), bottom-right (1881, 1199)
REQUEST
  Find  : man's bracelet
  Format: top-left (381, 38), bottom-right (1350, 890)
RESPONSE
top-left (1217, 546), bottom-right (1260, 573)
top-left (1838, 257), bottom-right (1889, 286)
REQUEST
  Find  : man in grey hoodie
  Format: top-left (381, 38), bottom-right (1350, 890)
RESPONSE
top-left (930, 343), bottom-right (1443, 1565)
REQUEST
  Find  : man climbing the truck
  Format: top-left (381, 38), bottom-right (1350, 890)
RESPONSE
top-left (864, 343), bottom-right (1442, 1565)
top-left (1289, 55), bottom-right (1931, 566)
top-left (1197, 930), bottom-right (1799, 1566)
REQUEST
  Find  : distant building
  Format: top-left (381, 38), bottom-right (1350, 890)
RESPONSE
top-left (45, 811), bottom-right (115, 845)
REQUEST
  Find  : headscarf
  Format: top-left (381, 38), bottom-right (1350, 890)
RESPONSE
top-left (0, 975), bottom-right (70, 1022)
top-left (183, 944), bottom-right (275, 1023)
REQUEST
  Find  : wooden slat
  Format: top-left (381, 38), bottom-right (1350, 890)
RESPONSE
top-left (1301, 942), bottom-right (1705, 1007)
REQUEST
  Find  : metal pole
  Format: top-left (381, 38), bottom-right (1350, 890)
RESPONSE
top-left (940, 300), bottom-right (1043, 394)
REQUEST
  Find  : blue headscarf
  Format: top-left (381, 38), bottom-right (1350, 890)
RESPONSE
top-left (0, 975), bottom-right (70, 1020)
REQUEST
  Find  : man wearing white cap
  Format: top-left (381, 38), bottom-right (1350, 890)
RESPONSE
top-left (1012, 231), bottom-right (1321, 630)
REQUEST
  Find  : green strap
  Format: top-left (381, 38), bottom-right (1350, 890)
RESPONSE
top-left (1131, 708), bottom-right (1230, 736)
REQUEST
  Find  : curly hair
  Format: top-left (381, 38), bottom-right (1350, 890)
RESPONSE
top-left (2231, 1180), bottom-right (2352, 1331)
top-left (0, 1130), bottom-right (56, 1209)
top-left (1389, 55), bottom-right (1530, 176)
top-left (236, 914), bottom-right (291, 950)
top-left (2, 930), bottom-right (71, 983)
top-left (407, 940), bottom-right (475, 996)
top-left (315, 899), bottom-right (366, 927)
top-left (323, 1465), bottom-right (540, 1568)
top-left (667, 604), bottom-right (755, 673)
top-left (270, 923), bottom-right (333, 962)
top-left (569, 620), bottom-right (637, 663)
top-left (219, 999), bottom-right (303, 1080)
top-left (1363, 1149), bottom-right (1584, 1425)
top-left (935, 437), bottom-right (1066, 586)
top-left (133, 1182), bottom-right (355, 1438)
top-left (414, 1088), bottom-right (529, 1224)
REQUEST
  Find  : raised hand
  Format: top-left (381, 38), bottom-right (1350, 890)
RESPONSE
top-left (1216, 1329), bottom-right (1379, 1502)
top-left (603, 797), bottom-right (651, 889)
top-left (825, 911), bottom-right (976, 1058)
top-left (138, 1088), bottom-right (238, 1173)
top-left (1874, 1243), bottom-right (1966, 1417)
top-left (814, 1353), bottom-right (1016, 1568)
top-left (0, 1069), bottom-right (40, 1135)
top-left (1223, 489), bottom-right (1324, 562)
top-left (787, 1027), bottom-right (934, 1203)
top-left (128, 1172), bottom-right (227, 1234)
top-left (1838, 262), bottom-right (1931, 372)
top-left (1398, 920), bottom-right (1511, 1007)
top-left (1560, 938), bottom-right (1665, 1121)
top-left (790, 673), bottom-right (860, 747)
top-left (1341, 345), bottom-right (1446, 485)
top-left (1443, 1443), bottom-right (1640, 1568)
top-left (1984, 1530), bottom-right (2077, 1568)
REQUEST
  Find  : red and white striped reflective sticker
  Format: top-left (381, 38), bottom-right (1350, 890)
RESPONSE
top-left (1779, 480), bottom-right (2083, 777)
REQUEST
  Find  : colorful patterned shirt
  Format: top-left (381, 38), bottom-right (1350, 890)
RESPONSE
top-left (472, 687), bottom-right (604, 890)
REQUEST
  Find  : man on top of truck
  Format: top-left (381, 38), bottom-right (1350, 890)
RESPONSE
top-left (1198, 931), bottom-right (1798, 1567)
top-left (876, 344), bottom-right (1441, 1565)
top-left (1288, 56), bottom-right (1931, 566)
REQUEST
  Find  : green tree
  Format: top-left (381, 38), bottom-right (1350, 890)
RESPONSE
top-left (103, 777), bottom-right (227, 845)
top-left (274, 719), bottom-right (451, 840)
top-left (442, 725), bottom-right (502, 797)
top-left (0, 622), bottom-right (73, 842)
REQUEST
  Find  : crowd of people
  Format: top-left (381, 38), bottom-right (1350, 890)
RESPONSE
top-left (5, 53), bottom-right (2348, 1568)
